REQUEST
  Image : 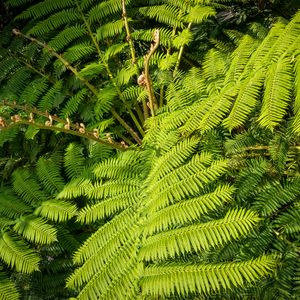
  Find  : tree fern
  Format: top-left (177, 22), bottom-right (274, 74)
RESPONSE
top-left (61, 134), bottom-right (276, 298)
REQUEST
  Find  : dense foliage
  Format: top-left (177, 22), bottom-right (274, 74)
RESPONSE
top-left (0, 0), bottom-right (300, 299)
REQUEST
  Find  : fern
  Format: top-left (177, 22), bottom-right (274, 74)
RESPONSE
top-left (0, 272), bottom-right (19, 300)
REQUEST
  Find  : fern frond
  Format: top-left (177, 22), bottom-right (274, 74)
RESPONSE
top-left (0, 189), bottom-right (32, 219)
top-left (224, 35), bottom-right (258, 85)
top-left (27, 9), bottom-right (80, 36)
top-left (185, 5), bottom-right (216, 23)
top-left (16, 0), bottom-right (75, 20)
top-left (19, 78), bottom-right (49, 105)
top-left (223, 68), bottom-right (265, 130)
top-left (64, 143), bottom-right (85, 180)
top-left (292, 55), bottom-right (300, 133)
top-left (12, 169), bottom-right (48, 205)
top-left (61, 89), bottom-right (88, 117)
top-left (73, 208), bottom-right (138, 264)
top-left (93, 150), bottom-right (147, 180)
top-left (0, 232), bottom-right (40, 273)
top-left (87, 0), bottom-right (122, 24)
top-left (141, 255), bottom-right (276, 298)
top-left (145, 184), bottom-right (235, 235)
top-left (36, 156), bottom-right (65, 195)
top-left (37, 80), bottom-right (63, 112)
top-left (140, 209), bottom-right (260, 261)
top-left (34, 199), bottom-right (77, 222)
top-left (86, 179), bottom-right (141, 200)
top-left (139, 5), bottom-right (184, 28)
top-left (254, 178), bottom-right (300, 216)
top-left (104, 43), bottom-right (128, 60)
top-left (57, 177), bottom-right (92, 200)
top-left (96, 20), bottom-right (125, 41)
top-left (147, 137), bottom-right (199, 183)
top-left (13, 216), bottom-right (57, 245)
top-left (47, 25), bottom-right (87, 52)
top-left (78, 62), bottom-right (105, 79)
top-left (77, 191), bottom-right (139, 223)
top-left (0, 272), bottom-right (20, 300)
top-left (259, 57), bottom-right (294, 129)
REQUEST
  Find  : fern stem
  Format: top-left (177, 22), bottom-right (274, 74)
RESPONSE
top-left (173, 22), bottom-right (192, 76)
top-left (5, 120), bottom-right (126, 151)
top-left (144, 29), bottom-right (160, 116)
top-left (121, 0), bottom-right (136, 64)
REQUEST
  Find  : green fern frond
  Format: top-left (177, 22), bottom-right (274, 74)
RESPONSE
top-left (12, 169), bottom-right (48, 205)
top-left (19, 78), bottom-right (49, 105)
top-left (57, 177), bottom-right (92, 200)
top-left (145, 184), bottom-right (235, 235)
top-left (86, 179), bottom-right (141, 200)
top-left (104, 43), bottom-right (128, 60)
top-left (0, 127), bottom-right (19, 147)
top-left (16, 0), bottom-right (75, 20)
top-left (141, 255), bottom-right (276, 298)
top-left (224, 35), bottom-right (258, 85)
top-left (0, 57), bottom-right (20, 83)
top-left (78, 62), bottom-right (105, 79)
top-left (115, 63), bottom-right (138, 86)
top-left (61, 89), bottom-right (88, 117)
top-left (13, 216), bottom-right (57, 245)
top-left (87, 0), bottom-right (123, 24)
top-left (292, 55), bottom-right (300, 133)
top-left (96, 20), bottom-right (125, 41)
top-left (0, 189), bottom-right (32, 219)
top-left (0, 232), bottom-right (40, 273)
top-left (0, 271), bottom-right (20, 300)
top-left (4, 66), bottom-right (31, 97)
top-left (132, 27), bottom-right (174, 48)
top-left (140, 209), bottom-right (260, 261)
top-left (259, 57), bottom-right (294, 129)
top-left (147, 137), bottom-right (199, 183)
top-left (67, 238), bottom-right (138, 291)
top-left (64, 143), bottom-right (85, 180)
top-left (27, 9), bottom-right (80, 36)
top-left (36, 156), bottom-right (65, 195)
top-left (95, 85), bottom-right (117, 116)
top-left (223, 68), bottom-right (265, 130)
top-left (47, 25), bottom-right (87, 52)
top-left (93, 150), bottom-right (147, 180)
top-left (139, 5), bottom-right (184, 28)
top-left (173, 29), bottom-right (193, 49)
top-left (185, 5), bottom-right (216, 23)
top-left (34, 199), bottom-right (77, 222)
top-left (202, 49), bottom-right (227, 95)
top-left (6, 0), bottom-right (32, 7)
top-left (72, 208), bottom-right (138, 265)
top-left (254, 178), bottom-right (300, 217)
top-left (37, 80), bottom-right (63, 112)
top-left (235, 158), bottom-right (270, 201)
top-left (275, 207), bottom-right (300, 235)
top-left (77, 191), bottom-right (139, 223)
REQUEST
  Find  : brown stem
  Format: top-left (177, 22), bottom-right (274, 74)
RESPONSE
top-left (144, 29), bottom-right (160, 116)
top-left (3, 119), bottom-right (126, 151)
